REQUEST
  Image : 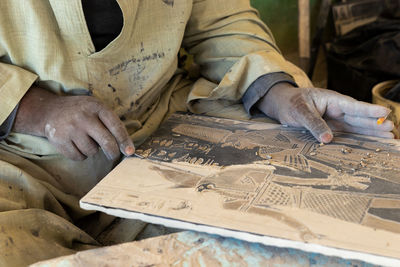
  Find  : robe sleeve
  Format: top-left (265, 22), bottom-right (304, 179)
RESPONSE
top-left (0, 62), bottom-right (37, 126)
top-left (183, 0), bottom-right (312, 117)
top-left (242, 72), bottom-right (297, 115)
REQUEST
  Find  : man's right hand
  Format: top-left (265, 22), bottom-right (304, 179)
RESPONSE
top-left (13, 86), bottom-right (135, 161)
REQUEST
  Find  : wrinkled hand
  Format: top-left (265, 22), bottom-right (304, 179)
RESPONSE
top-left (14, 86), bottom-right (135, 161)
top-left (257, 83), bottom-right (394, 143)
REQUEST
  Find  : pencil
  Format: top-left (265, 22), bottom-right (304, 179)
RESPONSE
top-left (377, 117), bottom-right (386, 125)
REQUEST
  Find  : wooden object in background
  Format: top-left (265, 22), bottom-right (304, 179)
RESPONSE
top-left (298, 0), bottom-right (310, 71)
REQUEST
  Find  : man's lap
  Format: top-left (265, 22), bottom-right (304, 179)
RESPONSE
top-left (0, 76), bottom-right (193, 266)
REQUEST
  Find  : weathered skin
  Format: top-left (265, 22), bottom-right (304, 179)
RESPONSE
top-left (12, 83), bottom-right (393, 161)
top-left (258, 83), bottom-right (394, 143)
top-left (13, 86), bottom-right (135, 161)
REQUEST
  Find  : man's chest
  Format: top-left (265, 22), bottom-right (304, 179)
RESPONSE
top-left (0, 0), bottom-right (192, 113)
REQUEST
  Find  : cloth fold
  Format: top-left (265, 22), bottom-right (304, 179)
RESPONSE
top-left (0, 105), bottom-right (18, 141)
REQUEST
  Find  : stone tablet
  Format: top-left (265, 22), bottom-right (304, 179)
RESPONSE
top-left (81, 113), bottom-right (400, 266)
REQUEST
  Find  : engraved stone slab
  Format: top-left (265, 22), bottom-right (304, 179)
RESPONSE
top-left (81, 113), bottom-right (400, 266)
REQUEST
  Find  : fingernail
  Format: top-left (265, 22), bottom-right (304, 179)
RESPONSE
top-left (125, 146), bottom-right (135, 156)
top-left (320, 132), bottom-right (333, 143)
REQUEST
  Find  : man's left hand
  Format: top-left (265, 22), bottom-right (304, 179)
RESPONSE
top-left (257, 83), bottom-right (394, 143)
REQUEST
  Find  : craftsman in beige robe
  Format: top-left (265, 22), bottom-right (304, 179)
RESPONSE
top-left (0, 0), bottom-right (315, 266)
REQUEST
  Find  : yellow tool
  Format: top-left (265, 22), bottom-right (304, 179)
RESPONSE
top-left (377, 117), bottom-right (386, 125)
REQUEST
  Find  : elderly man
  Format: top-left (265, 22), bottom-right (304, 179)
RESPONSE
top-left (0, 0), bottom-right (393, 266)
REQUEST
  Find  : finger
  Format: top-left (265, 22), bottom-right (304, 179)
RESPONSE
top-left (57, 141), bottom-right (87, 161)
top-left (85, 118), bottom-right (120, 160)
top-left (329, 92), bottom-right (391, 118)
top-left (327, 120), bottom-right (395, 139)
top-left (98, 108), bottom-right (135, 156)
top-left (343, 115), bottom-right (394, 132)
top-left (289, 99), bottom-right (333, 143)
top-left (72, 133), bottom-right (99, 158)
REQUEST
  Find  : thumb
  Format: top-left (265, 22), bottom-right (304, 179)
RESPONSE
top-left (291, 102), bottom-right (334, 143)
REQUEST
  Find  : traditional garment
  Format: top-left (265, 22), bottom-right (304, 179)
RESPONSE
top-left (0, 0), bottom-right (311, 265)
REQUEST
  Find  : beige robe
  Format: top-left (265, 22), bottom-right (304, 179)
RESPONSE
top-left (0, 0), bottom-right (311, 266)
